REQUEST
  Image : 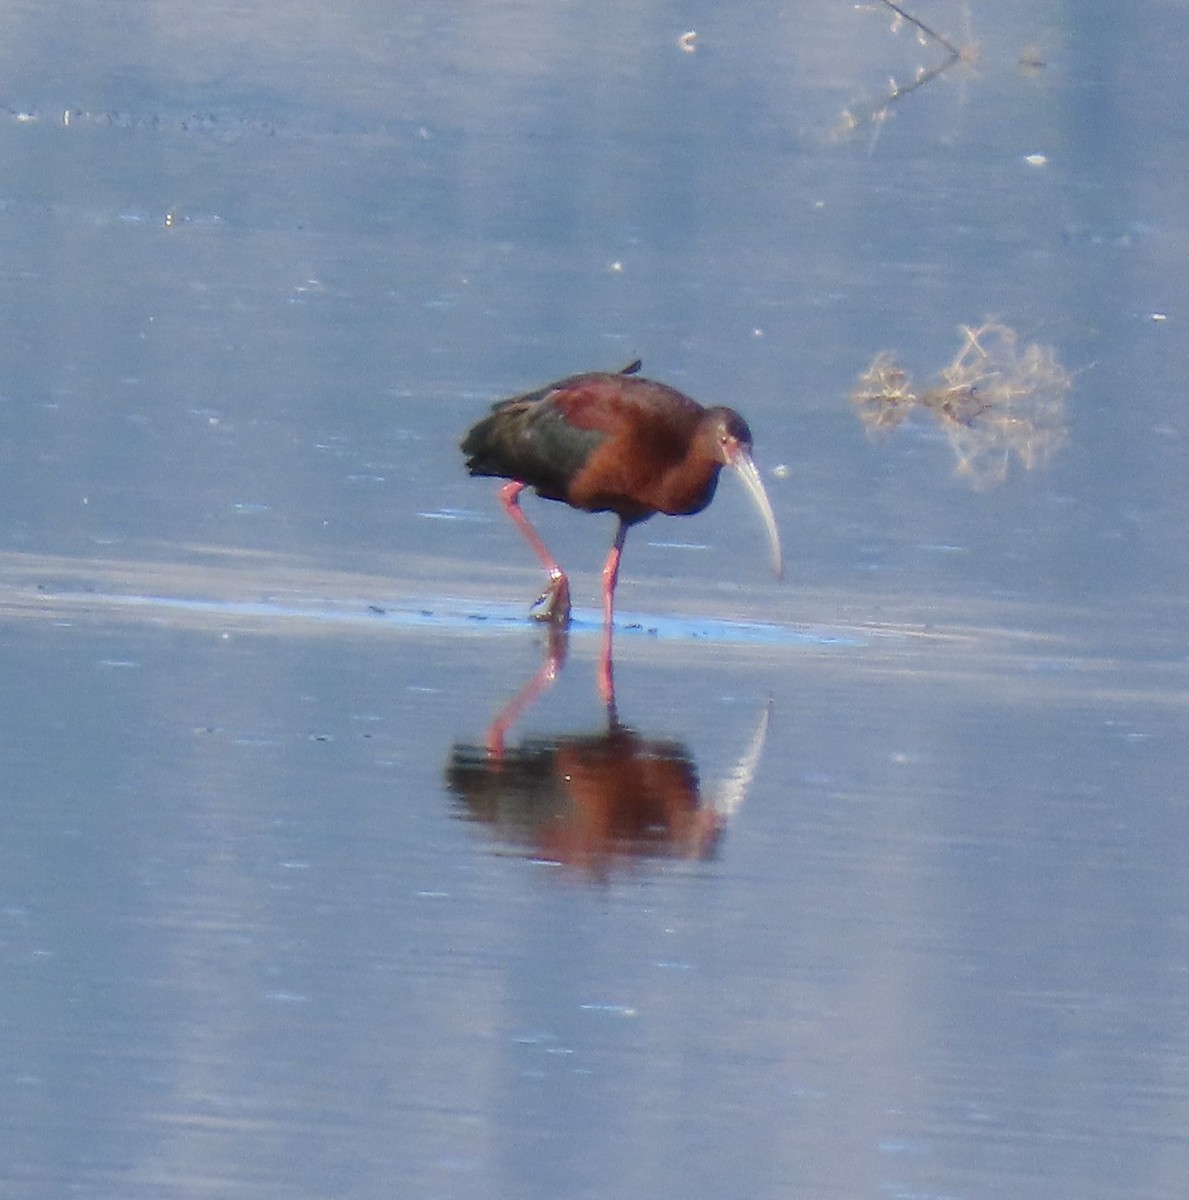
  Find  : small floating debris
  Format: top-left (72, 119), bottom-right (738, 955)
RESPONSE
top-left (579, 1003), bottom-right (638, 1018)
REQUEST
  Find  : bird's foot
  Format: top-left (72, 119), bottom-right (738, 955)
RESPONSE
top-left (530, 572), bottom-right (571, 625)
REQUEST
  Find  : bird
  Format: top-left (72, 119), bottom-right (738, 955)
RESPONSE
top-left (461, 360), bottom-right (783, 635)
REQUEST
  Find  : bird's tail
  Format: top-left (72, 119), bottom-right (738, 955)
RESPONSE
top-left (460, 411), bottom-right (510, 478)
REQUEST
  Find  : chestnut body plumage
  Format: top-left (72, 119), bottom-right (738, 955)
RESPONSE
top-left (461, 360), bottom-right (782, 631)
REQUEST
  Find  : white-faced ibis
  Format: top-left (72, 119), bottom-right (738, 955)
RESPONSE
top-left (461, 360), bottom-right (783, 629)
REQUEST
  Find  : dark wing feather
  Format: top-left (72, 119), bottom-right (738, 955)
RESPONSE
top-left (461, 363), bottom-right (648, 501)
top-left (462, 389), bottom-right (608, 502)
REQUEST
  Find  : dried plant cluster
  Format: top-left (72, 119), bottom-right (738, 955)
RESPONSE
top-left (851, 322), bottom-right (1071, 487)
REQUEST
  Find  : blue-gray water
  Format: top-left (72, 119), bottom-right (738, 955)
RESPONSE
top-left (1, 2), bottom-right (1187, 1198)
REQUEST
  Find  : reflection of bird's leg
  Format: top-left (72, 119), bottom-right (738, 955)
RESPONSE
top-left (597, 519), bottom-right (628, 707)
top-left (601, 680), bottom-right (620, 735)
top-left (596, 644), bottom-right (616, 711)
top-left (499, 481), bottom-right (571, 624)
top-left (485, 623), bottom-right (569, 758)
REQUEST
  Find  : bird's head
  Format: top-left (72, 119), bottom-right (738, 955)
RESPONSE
top-left (706, 409), bottom-right (784, 581)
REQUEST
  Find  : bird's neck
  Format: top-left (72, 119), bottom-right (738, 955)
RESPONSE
top-left (652, 456), bottom-right (722, 516)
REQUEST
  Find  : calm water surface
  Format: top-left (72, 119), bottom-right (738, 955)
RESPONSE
top-left (1, 2), bottom-right (1187, 1198)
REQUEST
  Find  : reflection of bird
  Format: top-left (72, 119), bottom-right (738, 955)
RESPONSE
top-left (447, 725), bottom-right (720, 877)
top-left (446, 676), bottom-right (773, 879)
top-left (461, 360), bottom-right (783, 629)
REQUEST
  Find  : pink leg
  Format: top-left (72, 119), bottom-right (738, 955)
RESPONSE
top-left (486, 624), bottom-right (569, 757)
top-left (597, 521), bottom-right (628, 706)
top-left (499, 481), bottom-right (571, 624)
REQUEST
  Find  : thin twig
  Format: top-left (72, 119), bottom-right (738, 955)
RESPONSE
top-left (831, 1), bottom-right (966, 140)
top-left (878, 0), bottom-right (961, 60)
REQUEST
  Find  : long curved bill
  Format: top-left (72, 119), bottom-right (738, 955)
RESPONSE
top-left (730, 451), bottom-right (784, 580)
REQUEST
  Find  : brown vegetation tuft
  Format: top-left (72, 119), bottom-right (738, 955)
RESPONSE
top-left (851, 322), bottom-right (1072, 487)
